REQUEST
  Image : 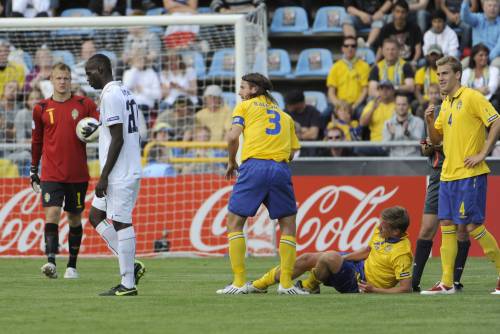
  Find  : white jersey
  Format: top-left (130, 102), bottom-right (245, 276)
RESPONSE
top-left (98, 81), bottom-right (142, 184)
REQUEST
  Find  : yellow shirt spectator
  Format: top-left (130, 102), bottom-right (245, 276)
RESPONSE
top-left (195, 104), bottom-right (232, 141)
top-left (361, 100), bottom-right (395, 141)
top-left (0, 61), bottom-right (25, 96)
top-left (326, 58), bottom-right (370, 105)
top-left (415, 66), bottom-right (438, 101)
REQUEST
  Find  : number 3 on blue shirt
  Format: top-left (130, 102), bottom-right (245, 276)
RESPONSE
top-left (266, 109), bottom-right (281, 135)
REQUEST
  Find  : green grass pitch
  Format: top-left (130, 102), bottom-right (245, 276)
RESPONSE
top-left (1, 257), bottom-right (499, 334)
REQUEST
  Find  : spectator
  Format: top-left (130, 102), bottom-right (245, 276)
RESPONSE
top-left (211, 0), bottom-right (264, 13)
top-left (342, 0), bottom-right (393, 48)
top-left (163, 0), bottom-right (199, 49)
top-left (423, 9), bottom-right (460, 58)
top-left (406, 0), bottom-right (432, 33)
top-left (439, 0), bottom-right (472, 50)
top-left (373, 0), bottom-right (423, 64)
top-left (122, 11), bottom-right (162, 67)
top-left (10, 0), bottom-right (52, 17)
top-left (284, 89), bottom-right (323, 156)
top-left (160, 52), bottom-right (198, 107)
top-left (72, 39), bottom-right (97, 94)
top-left (461, 0), bottom-right (500, 68)
top-left (326, 35), bottom-right (370, 119)
top-left (383, 92), bottom-right (424, 156)
top-left (195, 85), bottom-right (232, 141)
top-left (461, 43), bottom-right (500, 102)
top-left (24, 45), bottom-right (52, 93)
top-left (156, 95), bottom-right (195, 141)
top-left (122, 47), bottom-right (162, 112)
top-left (182, 125), bottom-right (226, 175)
top-left (324, 126), bottom-right (352, 157)
top-left (89, 0), bottom-right (127, 16)
top-left (142, 122), bottom-right (177, 177)
top-left (0, 39), bottom-right (25, 97)
top-left (368, 38), bottom-right (415, 98)
top-left (0, 80), bottom-right (20, 143)
top-left (414, 44), bottom-right (442, 110)
top-left (416, 82), bottom-right (441, 119)
top-left (360, 80), bottom-right (396, 144)
top-left (328, 100), bottom-right (362, 141)
top-left (15, 88), bottom-right (42, 144)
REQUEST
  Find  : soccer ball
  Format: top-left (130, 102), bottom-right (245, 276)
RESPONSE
top-left (76, 117), bottom-right (100, 143)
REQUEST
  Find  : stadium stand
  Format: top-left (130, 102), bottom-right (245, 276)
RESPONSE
top-left (270, 6), bottom-right (309, 34)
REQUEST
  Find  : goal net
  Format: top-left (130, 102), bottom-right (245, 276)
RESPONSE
top-left (0, 8), bottom-right (273, 257)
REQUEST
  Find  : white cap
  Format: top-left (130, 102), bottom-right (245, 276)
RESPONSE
top-left (203, 85), bottom-right (223, 97)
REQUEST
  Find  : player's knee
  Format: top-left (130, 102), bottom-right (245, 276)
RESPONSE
top-left (88, 207), bottom-right (105, 228)
top-left (67, 213), bottom-right (82, 228)
top-left (418, 227), bottom-right (435, 240)
top-left (296, 252), bottom-right (318, 269)
top-left (457, 225), bottom-right (469, 241)
top-left (318, 252), bottom-right (342, 274)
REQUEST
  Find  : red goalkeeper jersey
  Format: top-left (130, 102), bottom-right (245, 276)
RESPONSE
top-left (31, 95), bottom-right (99, 182)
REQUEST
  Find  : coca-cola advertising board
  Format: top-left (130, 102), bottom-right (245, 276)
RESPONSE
top-left (1, 176), bottom-right (499, 256)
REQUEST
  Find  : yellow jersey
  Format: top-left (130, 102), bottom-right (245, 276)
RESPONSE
top-left (435, 86), bottom-right (499, 181)
top-left (326, 58), bottom-right (370, 104)
top-left (414, 66), bottom-right (438, 101)
top-left (232, 95), bottom-right (300, 162)
top-left (195, 104), bottom-right (232, 141)
top-left (364, 227), bottom-right (413, 289)
top-left (361, 100), bottom-right (395, 141)
top-left (0, 61), bottom-right (25, 96)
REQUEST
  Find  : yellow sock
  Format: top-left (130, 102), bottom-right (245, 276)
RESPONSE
top-left (228, 232), bottom-right (246, 287)
top-left (252, 266), bottom-right (279, 290)
top-left (470, 225), bottom-right (500, 275)
top-left (302, 269), bottom-right (321, 291)
top-left (279, 235), bottom-right (296, 289)
top-left (440, 225), bottom-right (457, 287)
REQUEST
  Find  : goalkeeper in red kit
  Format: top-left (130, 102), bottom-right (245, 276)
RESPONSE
top-left (31, 63), bottom-right (98, 279)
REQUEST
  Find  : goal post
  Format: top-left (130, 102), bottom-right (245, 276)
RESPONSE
top-left (0, 9), bottom-right (274, 257)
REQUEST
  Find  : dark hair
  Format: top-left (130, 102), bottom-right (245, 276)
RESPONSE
top-left (431, 9), bottom-right (446, 21)
top-left (395, 91), bottom-right (410, 101)
top-left (173, 95), bottom-right (194, 109)
top-left (392, 0), bottom-right (409, 12)
top-left (382, 37), bottom-right (400, 49)
top-left (284, 89), bottom-right (305, 105)
top-left (86, 53), bottom-right (112, 74)
top-left (242, 72), bottom-right (276, 104)
top-left (469, 43), bottom-right (490, 69)
top-left (381, 206), bottom-right (410, 233)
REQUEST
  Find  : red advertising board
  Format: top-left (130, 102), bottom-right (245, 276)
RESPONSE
top-left (0, 176), bottom-right (498, 256)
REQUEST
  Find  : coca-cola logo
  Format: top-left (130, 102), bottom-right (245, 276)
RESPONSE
top-left (190, 184), bottom-right (398, 253)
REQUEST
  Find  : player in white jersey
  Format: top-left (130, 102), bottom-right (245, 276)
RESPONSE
top-left (84, 54), bottom-right (144, 296)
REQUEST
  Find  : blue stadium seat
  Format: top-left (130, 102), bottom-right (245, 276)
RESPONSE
top-left (312, 6), bottom-right (346, 34)
top-left (271, 91), bottom-right (285, 109)
top-left (267, 49), bottom-right (292, 77)
top-left (198, 7), bottom-right (213, 13)
top-left (304, 91), bottom-right (328, 113)
top-left (52, 50), bottom-right (75, 67)
top-left (207, 48), bottom-right (234, 78)
top-left (356, 47), bottom-right (376, 65)
top-left (222, 92), bottom-right (237, 110)
top-left (294, 48), bottom-right (333, 77)
top-left (23, 52), bottom-right (33, 72)
top-left (54, 8), bottom-right (94, 37)
top-left (270, 7), bottom-right (309, 34)
top-left (181, 51), bottom-right (206, 79)
top-left (146, 7), bottom-right (167, 34)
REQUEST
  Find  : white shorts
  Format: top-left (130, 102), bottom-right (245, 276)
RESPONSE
top-left (91, 179), bottom-right (140, 224)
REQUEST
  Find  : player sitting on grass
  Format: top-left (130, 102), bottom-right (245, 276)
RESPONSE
top-left (247, 206), bottom-right (413, 294)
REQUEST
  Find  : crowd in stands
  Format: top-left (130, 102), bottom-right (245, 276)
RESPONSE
top-left (0, 0), bottom-right (499, 177)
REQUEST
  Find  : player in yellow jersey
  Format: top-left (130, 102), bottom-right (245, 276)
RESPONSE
top-left (216, 73), bottom-right (307, 295)
top-left (422, 56), bottom-right (500, 295)
top-left (247, 206), bottom-right (413, 294)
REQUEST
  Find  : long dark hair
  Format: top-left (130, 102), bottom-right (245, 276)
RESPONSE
top-left (242, 72), bottom-right (277, 104)
top-left (469, 43), bottom-right (490, 69)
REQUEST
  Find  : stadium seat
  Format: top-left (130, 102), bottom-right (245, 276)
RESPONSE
top-left (52, 50), bottom-right (75, 67)
top-left (207, 48), bottom-right (234, 78)
top-left (270, 7), bottom-right (309, 34)
top-left (294, 48), bottom-right (333, 77)
top-left (304, 91), bottom-right (328, 113)
top-left (54, 9), bottom-right (95, 37)
top-left (312, 6), bottom-right (346, 34)
top-left (264, 49), bottom-right (292, 78)
top-left (198, 7), bottom-right (213, 13)
top-left (146, 7), bottom-right (167, 34)
top-left (222, 92), bottom-right (237, 110)
top-left (0, 159), bottom-right (20, 178)
top-left (87, 160), bottom-right (100, 178)
top-left (271, 91), bottom-right (285, 109)
top-left (181, 51), bottom-right (206, 79)
top-left (356, 47), bottom-right (376, 65)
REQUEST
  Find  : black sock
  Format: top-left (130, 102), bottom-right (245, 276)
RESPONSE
top-left (454, 240), bottom-right (471, 284)
top-left (44, 223), bottom-right (59, 265)
top-left (67, 225), bottom-right (83, 269)
top-left (412, 239), bottom-right (433, 290)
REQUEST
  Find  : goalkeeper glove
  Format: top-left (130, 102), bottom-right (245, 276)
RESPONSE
top-left (82, 122), bottom-right (99, 138)
top-left (30, 165), bottom-right (41, 193)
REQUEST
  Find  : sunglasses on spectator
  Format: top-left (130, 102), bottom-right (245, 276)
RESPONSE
top-left (343, 44), bottom-right (356, 48)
